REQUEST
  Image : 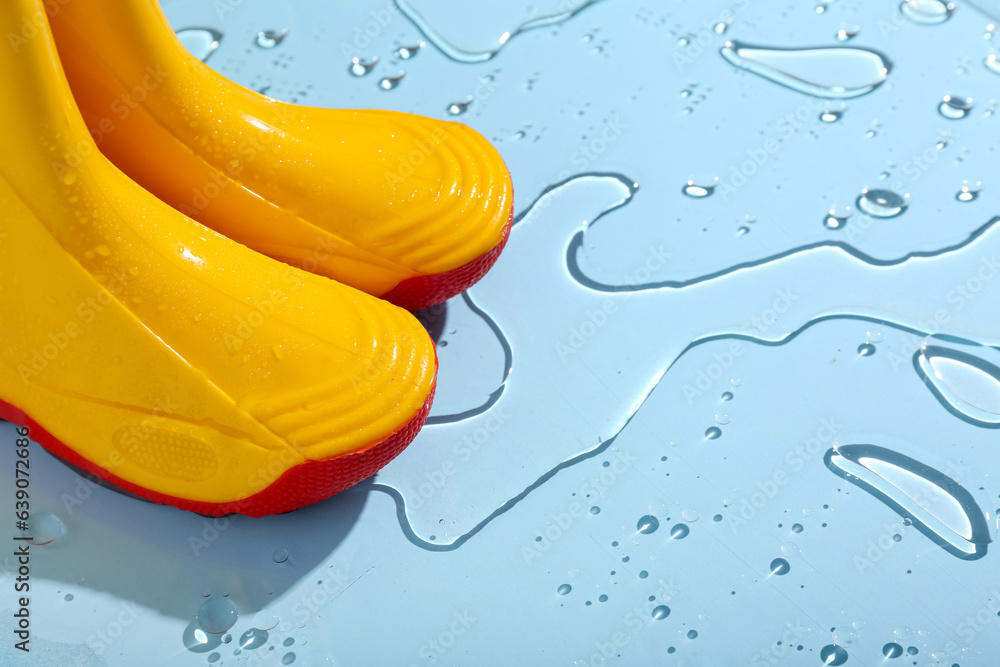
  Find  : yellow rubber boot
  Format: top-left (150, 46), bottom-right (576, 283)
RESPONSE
top-left (49, 0), bottom-right (514, 311)
top-left (0, 0), bottom-right (437, 517)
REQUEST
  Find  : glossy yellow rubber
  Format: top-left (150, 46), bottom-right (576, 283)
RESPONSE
top-left (50, 0), bottom-right (514, 299)
top-left (0, 0), bottom-right (436, 508)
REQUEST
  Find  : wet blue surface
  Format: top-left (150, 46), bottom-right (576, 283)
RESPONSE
top-left (4, 0), bottom-right (1000, 664)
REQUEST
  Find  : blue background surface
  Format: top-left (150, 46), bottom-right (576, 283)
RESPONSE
top-left (4, 0), bottom-right (1000, 664)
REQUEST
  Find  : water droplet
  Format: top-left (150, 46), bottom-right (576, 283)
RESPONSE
top-left (379, 73), bottom-right (405, 90)
top-left (222, 635), bottom-right (232, 644)
top-left (253, 609), bottom-right (280, 631)
top-left (24, 512), bottom-right (63, 546)
top-left (687, 630), bottom-right (699, 639)
top-left (857, 188), bottom-right (909, 218)
top-left (792, 523), bottom-right (804, 533)
top-left (770, 557), bottom-right (791, 575)
top-left (916, 340), bottom-right (1000, 426)
top-left (715, 413), bottom-right (731, 426)
top-left (239, 628), bottom-right (269, 650)
top-left (956, 180), bottom-right (982, 202)
top-left (447, 98), bottom-right (473, 115)
top-left (858, 342), bottom-right (876, 356)
top-left (883, 642), bottom-right (904, 658)
top-left (720, 41), bottom-right (893, 98)
top-left (705, 426), bottom-right (722, 439)
top-left (349, 56), bottom-right (379, 77)
top-left (737, 225), bottom-right (750, 235)
top-left (866, 330), bottom-right (883, 343)
top-left (836, 26), bottom-right (860, 42)
top-left (175, 27), bottom-right (223, 62)
top-left (639, 570), bottom-right (648, 579)
top-left (823, 205), bottom-right (852, 229)
top-left (682, 180), bottom-right (716, 198)
top-left (637, 515), bottom-right (660, 534)
top-left (900, 0), bottom-right (955, 25)
top-left (939, 95), bottom-right (974, 119)
top-left (557, 584), bottom-right (572, 595)
top-left (721, 391), bottom-right (734, 401)
top-left (714, 22), bottom-right (729, 35)
top-left (670, 523), bottom-right (690, 539)
top-left (825, 444), bottom-right (990, 559)
top-left (987, 54), bottom-right (1000, 75)
top-left (820, 109), bottom-right (844, 122)
top-left (255, 29), bottom-right (288, 49)
top-left (652, 605), bottom-right (671, 620)
top-left (273, 548), bottom-right (289, 563)
top-left (820, 644), bottom-right (849, 665)
top-left (395, 42), bottom-right (425, 59)
top-left (282, 652), bottom-right (296, 665)
top-left (64, 593), bottom-right (73, 601)
top-left (197, 598), bottom-right (240, 634)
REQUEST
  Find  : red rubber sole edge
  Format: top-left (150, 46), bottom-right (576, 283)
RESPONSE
top-left (381, 205), bottom-right (514, 312)
top-left (0, 381), bottom-right (435, 518)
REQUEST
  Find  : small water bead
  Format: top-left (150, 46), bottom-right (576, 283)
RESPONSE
top-left (820, 644), bottom-right (849, 665)
top-left (282, 653), bottom-right (296, 665)
top-left (939, 95), bottom-right (974, 119)
top-left (836, 26), bottom-right (859, 42)
top-left (64, 593), bottom-right (74, 601)
top-left (273, 548), bottom-right (289, 564)
top-left (25, 512), bottom-right (63, 546)
top-left (858, 343), bottom-right (876, 356)
top-left (857, 188), bottom-right (909, 218)
top-left (687, 630), bottom-right (698, 639)
top-left (652, 605), bottom-right (671, 620)
top-left (987, 54), bottom-right (1000, 75)
top-left (598, 594), bottom-right (609, 603)
top-left (379, 73), bottom-right (405, 90)
top-left (197, 598), bottom-right (240, 635)
top-left (819, 109), bottom-right (843, 122)
top-left (590, 506), bottom-right (601, 515)
top-left (639, 571), bottom-right (648, 579)
top-left (395, 42), bottom-right (425, 59)
top-left (792, 523), bottom-right (804, 533)
top-left (900, 0), bottom-right (955, 25)
top-left (882, 642), bottom-right (904, 658)
top-left (823, 205), bottom-right (852, 229)
top-left (715, 413), bottom-right (731, 425)
top-left (737, 226), bottom-right (750, 235)
top-left (670, 524), bottom-right (690, 539)
top-left (721, 391), bottom-right (733, 401)
top-left (175, 28), bottom-right (223, 62)
top-left (447, 98), bottom-right (473, 115)
top-left (349, 56), bottom-right (379, 77)
top-left (713, 514), bottom-right (723, 522)
top-left (255, 29), bottom-right (288, 49)
top-left (240, 628), bottom-right (269, 650)
top-left (637, 515), bottom-right (660, 534)
top-left (253, 609), bottom-right (280, 631)
top-left (557, 584), bottom-right (572, 595)
top-left (956, 181), bottom-right (982, 202)
top-left (705, 427), bottom-right (722, 439)
top-left (682, 180), bottom-right (716, 198)
top-left (907, 646), bottom-right (918, 655)
top-left (770, 558), bottom-right (791, 575)
top-left (222, 635), bottom-right (232, 644)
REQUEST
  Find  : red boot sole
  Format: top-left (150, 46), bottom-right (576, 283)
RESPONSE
top-left (381, 206), bottom-right (513, 312)
top-left (0, 382), bottom-right (435, 518)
